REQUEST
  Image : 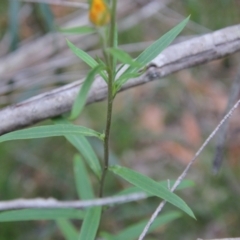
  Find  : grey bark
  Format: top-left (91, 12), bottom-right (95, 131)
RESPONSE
top-left (0, 24), bottom-right (239, 135)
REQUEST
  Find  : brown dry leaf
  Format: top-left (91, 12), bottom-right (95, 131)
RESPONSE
top-left (181, 111), bottom-right (201, 146)
top-left (139, 104), bottom-right (165, 133)
top-left (161, 141), bottom-right (194, 164)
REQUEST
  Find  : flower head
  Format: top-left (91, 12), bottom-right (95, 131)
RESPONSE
top-left (89, 0), bottom-right (110, 27)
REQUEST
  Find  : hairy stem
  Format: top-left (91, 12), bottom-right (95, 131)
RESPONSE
top-left (99, 0), bottom-right (117, 198)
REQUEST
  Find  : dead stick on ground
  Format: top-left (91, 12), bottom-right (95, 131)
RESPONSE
top-left (0, 24), bottom-right (239, 135)
top-left (0, 192), bottom-right (147, 211)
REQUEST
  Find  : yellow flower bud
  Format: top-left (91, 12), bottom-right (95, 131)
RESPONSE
top-left (89, 0), bottom-right (110, 26)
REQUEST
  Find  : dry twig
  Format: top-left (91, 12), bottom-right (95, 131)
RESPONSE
top-left (0, 24), bottom-right (239, 135)
top-left (138, 100), bottom-right (240, 239)
top-left (20, 0), bottom-right (89, 9)
top-left (0, 192), bottom-right (146, 211)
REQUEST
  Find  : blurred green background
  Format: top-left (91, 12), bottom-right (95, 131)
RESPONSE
top-left (0, 0), bottom-right (240, 239)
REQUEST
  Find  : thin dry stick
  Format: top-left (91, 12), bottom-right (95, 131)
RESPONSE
top-left (20, 0), bottom-right (88, 8)
top-left (0, 23), bottom-right (239, 135)
top-left (138, 99), bottom-right (240, 240)
top-left (0, 192), bottom-right (147, 211)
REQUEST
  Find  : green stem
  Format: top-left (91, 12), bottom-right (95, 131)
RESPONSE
top-left (99, 0), bottom-right (117, 198)
top-left (99, 70), bottom-right (113, 197)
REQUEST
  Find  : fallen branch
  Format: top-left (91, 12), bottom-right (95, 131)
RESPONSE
top-left (20, 0), bottom-right (88, 8)
top-left (0, 192), bottom-right (146, 211)
top-left (0, 24), bottom-right (239, 135)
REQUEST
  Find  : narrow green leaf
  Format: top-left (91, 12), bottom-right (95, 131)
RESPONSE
top-left (0, 124), bottom-right (103, 143)
top-left (108, 48), bottom-right (142, 67)
top-left (121, 16), bottom-right (190, 80)
top-left (96, 56), bottom-right (107, 67)
top-left (136, 17), bottom-right (189, 65)
top-left (74, 155), bottom-right (95, 200)
top-left (115, 72), bottom-right (141, 92)
top-left (59, 26), bottom-right (95, 34)
top-left (54, 119), bottom-right (102, 179)
top-left (112, 23), bottom-right (118, 77)
top-left (117, 179), bottom-right (194, 196)
top-left (69, 64), bottom-right (104, 120)
top-left (56, 219), bottom-right (79, 240)
top-left (67, 39), bottom-right (98, 68)
top-left (0, 209), bottom-right (84, 222)
top-left (78, 207), bottom-right (102, 240)
top-left (116, 63), bottom-right (125, 75)
top-left (114, 211), bottom-right (181, 240)
top-left (67, 40), bottom-right (108, 81)
top-left (69, 136), bottom-right (101, 178)
top-left (110, 165), bottom-right (195, 219)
